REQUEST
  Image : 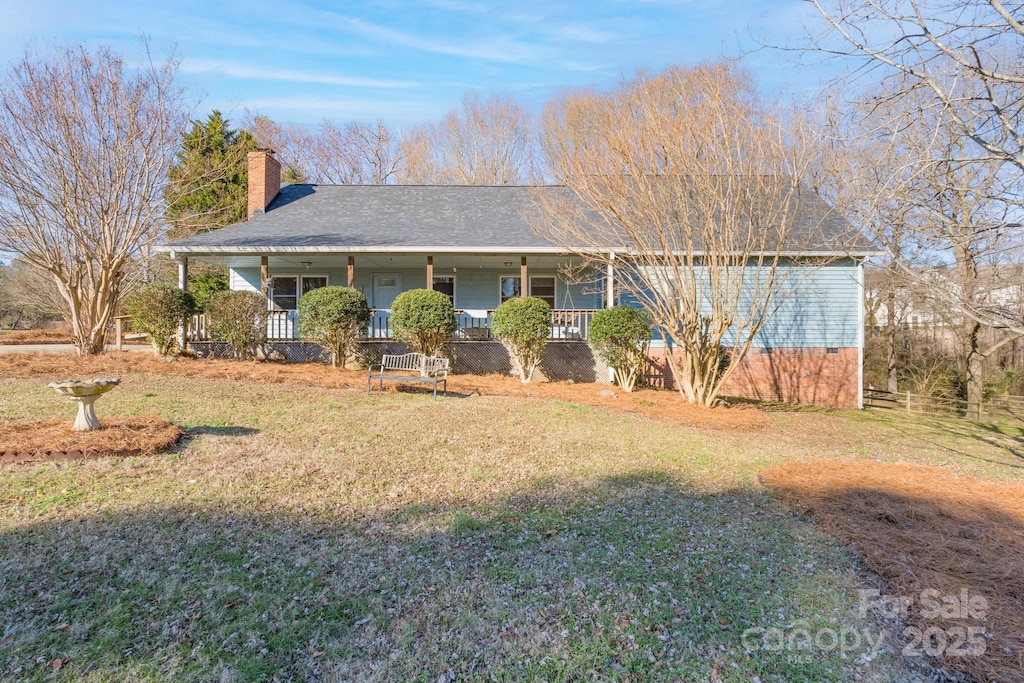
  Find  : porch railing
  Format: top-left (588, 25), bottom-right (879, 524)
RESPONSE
top-left (188, 309), bottom-right (600, 343)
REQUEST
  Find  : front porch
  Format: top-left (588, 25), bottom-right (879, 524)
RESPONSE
top-left (187, 308), bottom-right (601, 342)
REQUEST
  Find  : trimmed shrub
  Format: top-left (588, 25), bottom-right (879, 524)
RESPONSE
top-left (390, 288), bottom-right (456, 358)
top-left (206, 290), bottom-right (267, 361)
top-left (298, 286), bottom-right (370, 368)
top-left (492, 297), bottom-right (550, 383)
top-left (122, 284), bottom-right (196, 357)
top-left (589, 305), bottom-right (652, 392)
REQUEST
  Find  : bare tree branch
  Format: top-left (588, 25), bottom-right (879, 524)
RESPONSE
top-left (0, 44), bottom-right (188, 355)
top-left (532, 63), bottom-right (836, 406)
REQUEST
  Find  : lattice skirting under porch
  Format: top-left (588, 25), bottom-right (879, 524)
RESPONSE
top-left (187, 340), bottom-right (611, 383)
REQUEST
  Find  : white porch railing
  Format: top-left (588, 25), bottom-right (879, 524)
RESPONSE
top-left (188, 308), bottom-right (600, 342)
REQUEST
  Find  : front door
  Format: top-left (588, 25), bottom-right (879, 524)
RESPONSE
top-left (372, 273), bottom-right (402, 309)
top-left (371, 273), bottom-right (402, 338)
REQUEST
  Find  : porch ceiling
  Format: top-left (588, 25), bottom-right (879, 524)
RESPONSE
top-left (184, 253), bottom-right (584, 271)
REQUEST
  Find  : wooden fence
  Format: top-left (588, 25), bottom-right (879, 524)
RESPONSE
top-left (863, 388), bottom-right (1024, 422)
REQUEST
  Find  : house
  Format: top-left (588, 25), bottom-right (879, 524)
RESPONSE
top-left (155, 151), bottom-right (875, 408)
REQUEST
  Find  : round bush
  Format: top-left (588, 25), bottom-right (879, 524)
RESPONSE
top-left (390, 289), bottom-right (456, 358)
top-left (206, 290), bottom-right (268, 361)
top-left (491, 297), bottom-right (551, 383)
top-left (589, 305), bottom-right (652, 392)
top-left (122, 284), bottom-right (196, 357)
top-left (298, 286), bottom-right (370, 367)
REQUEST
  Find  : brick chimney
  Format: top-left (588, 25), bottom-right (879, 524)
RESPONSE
top-left (247, 150), bottom-right (282, 219)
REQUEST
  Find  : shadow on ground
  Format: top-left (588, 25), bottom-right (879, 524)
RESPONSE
top-left (1, 473), bottom-right (910, 682)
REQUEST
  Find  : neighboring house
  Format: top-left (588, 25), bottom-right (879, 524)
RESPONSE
top-left (155, 151), bottom-right (875, 408)
top-left (867, 266), bottom-right (1024, 330)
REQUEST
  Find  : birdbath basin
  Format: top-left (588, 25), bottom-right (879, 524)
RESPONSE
top-left (47, 378), bottom-right (121, 431)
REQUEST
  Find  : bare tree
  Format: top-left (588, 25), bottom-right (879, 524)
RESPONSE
top-left (533, 63), bottom-right (830, 406)
top-left (245, 114), bottom-right (309, 183)
top-left (0, 44), bottom-right (188, 355)
top-left (806, 0), bottom-right (1024, 339)
top-left (306, 119), bottom-right (401, 184)
top-left (398, 92), bottom-right (536, 185)
top-left (246, 115), bottom-right (400, 185)
top-left (808, 0), bottom-right (1024, 170)
top-left (0, 259), bottom-right (65, 329)
top-left (823, 75), bottom-right (1024, 411)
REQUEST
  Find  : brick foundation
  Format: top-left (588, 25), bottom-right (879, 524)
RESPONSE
top-left (645, 347), bottom-right (860, 409)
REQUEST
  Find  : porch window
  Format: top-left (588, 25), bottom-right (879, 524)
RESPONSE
top-left (500, 276), bottom-right (521, 303)
top-left (433, 276), bottom-right (455, 304)
top-left (529, 276), bottom-right (556, 308)
top-left (270, 275), bottom-right (328, 311)
top-left (270, 277), bottom-right (297, 311)
top-left (302, 276), bottom-right (327, 295)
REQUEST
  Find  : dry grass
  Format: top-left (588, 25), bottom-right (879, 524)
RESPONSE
top-left (0, 352), bottom-right (771, 432)
top-left (2, 355), bottom-right (1023, 680)
top-left (0, 328), bottom-right (74, 344)
top-left (0, 416), bottom-right (182, 462)
top-left (760, 460), bottom-right (1024, 683)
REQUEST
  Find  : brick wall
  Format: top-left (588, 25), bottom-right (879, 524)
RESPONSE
top-left (646, 347), bottom-right (860, 409)
top-left (247, 151), bottom-right (281, 219)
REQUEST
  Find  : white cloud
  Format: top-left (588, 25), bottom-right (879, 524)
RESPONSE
top-left (558, 24), bottom-right (615, 44)
top-left (326, 14), bottom-right (555, 64)
top-left (180, 59), bottom-right (419, 89)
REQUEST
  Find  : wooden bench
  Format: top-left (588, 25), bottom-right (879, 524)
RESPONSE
top-left (367, 352), bottom-right (449, 400)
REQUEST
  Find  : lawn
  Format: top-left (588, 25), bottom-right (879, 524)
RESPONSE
top-left (1, 357), bottom-right (1022, 681)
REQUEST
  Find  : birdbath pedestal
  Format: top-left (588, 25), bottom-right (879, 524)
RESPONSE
top-left (47, 379), bottom-right (121, 431)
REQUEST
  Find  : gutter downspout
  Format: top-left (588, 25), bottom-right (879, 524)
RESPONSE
top-left (856, 260), bottom-right (865, 409)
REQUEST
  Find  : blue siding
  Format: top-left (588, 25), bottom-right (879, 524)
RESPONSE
top-left (229, 268), bottom-right (261, 293)
top-left (626, 260), bottom-right (861, 349)
top-left (754, 262), bottom-right (861, 348)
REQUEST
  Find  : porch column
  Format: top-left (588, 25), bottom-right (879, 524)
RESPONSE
top-left (606, 252), bottom-right (616, 384)
top-left (260, 256), bottom-right (269, 298)
top-left (520, 257), bottom-right (528, 297)
top-left (347, 256), bottom-right (355, 287)
top-left (606, 252), bottom-right (615, 308)
top-left (177, 257), bottom-right (188, 349)
top-left (426, 256), bottom-right (434, 290)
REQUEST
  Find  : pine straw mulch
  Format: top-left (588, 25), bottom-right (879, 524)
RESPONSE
top-left (759, 460), bottom-right (1024, 683)
top-left (0, 352), bottom-right (771, 432)
top-left (0, 328), bottom-right (75, 344)
top-left (0, 416), bottom-right (183, 463)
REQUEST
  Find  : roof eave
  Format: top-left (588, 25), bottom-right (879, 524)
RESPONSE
top-left (156, 244), bottom-right (881, 258)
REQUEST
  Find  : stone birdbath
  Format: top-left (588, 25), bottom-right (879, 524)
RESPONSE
top-left (47, 378), bottom-right (121, 431)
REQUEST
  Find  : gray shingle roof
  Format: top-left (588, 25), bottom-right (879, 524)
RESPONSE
top-left (161, 184), bottom-right (873, 254)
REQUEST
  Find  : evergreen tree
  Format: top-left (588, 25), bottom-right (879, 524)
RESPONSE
top-left (164, 110), bottom-right (258, 239)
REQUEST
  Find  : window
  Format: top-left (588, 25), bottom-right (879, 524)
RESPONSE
top-left (270, 277), bottom-right (297, 311)
top-left (433, 276), bottom-right (455, 304)
top-left (529, 276), bottom-right (556, 308)
top-left (500, 276), bottom-right (521, 303)
top-left (270, 275), bottom-right (328, 311)
top-left (302, 276), bottom-right (327, 295)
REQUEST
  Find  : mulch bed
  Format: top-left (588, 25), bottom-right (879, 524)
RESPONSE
top-left (759, 460), bottom-right (1024, 683)
top-left (0, 416), bottom-right (183, 463)
top-left (0, 353), bottom-right (771, 432)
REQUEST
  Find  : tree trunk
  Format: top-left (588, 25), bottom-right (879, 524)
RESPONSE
top-left (886, 290), bottom-right (898, 393)
top-left (965, 325), bottom-right (985, 420)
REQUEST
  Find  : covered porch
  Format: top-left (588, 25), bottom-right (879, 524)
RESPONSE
top-left (174, 250), bottom-right (616, 343)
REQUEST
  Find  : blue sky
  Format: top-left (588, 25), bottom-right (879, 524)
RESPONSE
top-left (0, 0), bottom-right (836, 128)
